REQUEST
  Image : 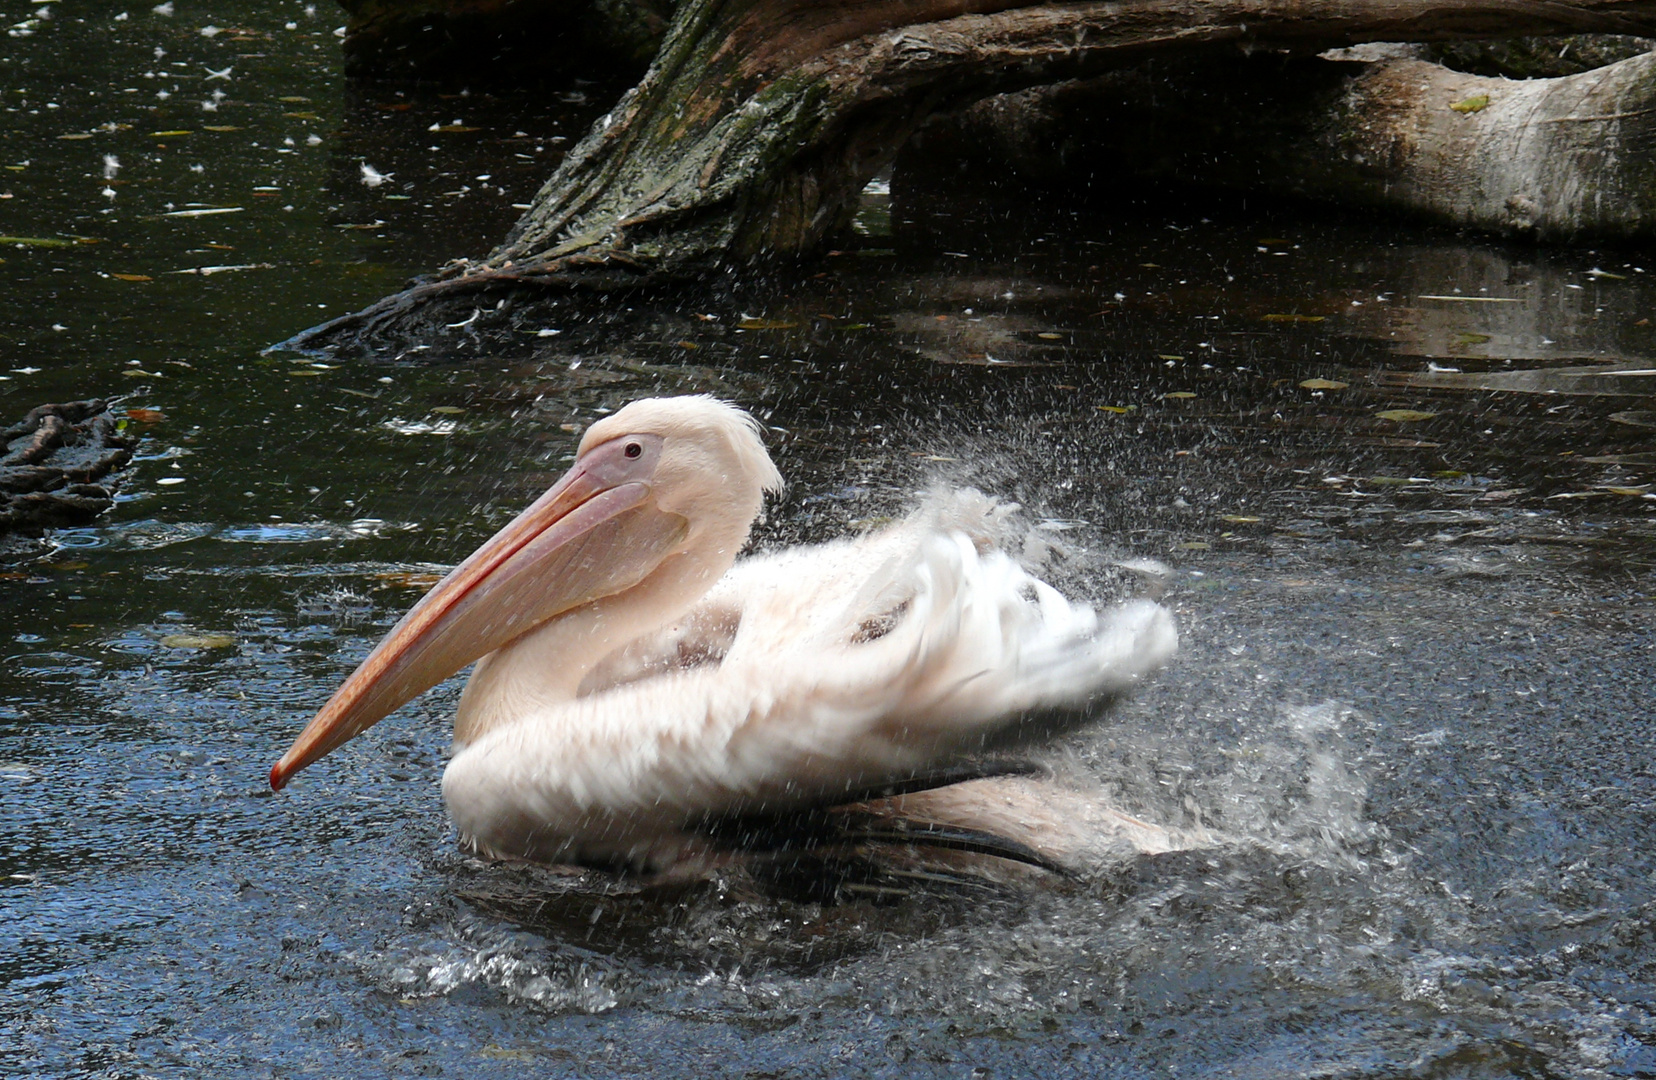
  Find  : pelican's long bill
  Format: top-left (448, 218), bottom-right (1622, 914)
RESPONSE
top-left (269, 432), bottom-right (685, 789)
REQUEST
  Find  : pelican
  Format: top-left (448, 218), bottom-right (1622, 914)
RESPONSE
top-left (271, 396), bottom-right (1178, 877)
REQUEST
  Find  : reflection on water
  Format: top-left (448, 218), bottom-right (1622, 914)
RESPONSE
top-left (3, 4), bottom-right (1655, 1078)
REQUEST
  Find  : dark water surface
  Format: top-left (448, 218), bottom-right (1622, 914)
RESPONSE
top-left (4, 5), bottom-right (1655, 1078)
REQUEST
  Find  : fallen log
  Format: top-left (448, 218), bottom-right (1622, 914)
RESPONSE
top-left (287, 0), bottom-right (1656, 354)
top-left (900, 44), bottom-right (1656, 241)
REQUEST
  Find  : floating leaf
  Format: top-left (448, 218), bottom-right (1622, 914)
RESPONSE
top-left (1037, 332), bottom-right (1063, 340)
top-left (110, 272), bottom-right (152, 282)
top-left (1262, 313), bottom-right (1325, 323)
top-left (168, 264), bottom-right (271, 275)
top-left (1604, 486), bottom-right (1651, 496)
top-left (151, 130), bottom-right (193, 137)
top-left (429, 124), bottom-right (479, 133)
top-left (736, 317), bottom-right (797, 330)
top-left (1, 235), bottom-right (75, 248)
top-left (56, 133), bottom-right (95, 141)
top-left (1095, 405), bottom-right (1136, 414)
top-left (160, 633), bottom-right (234, 649)
top-left (277, 96), bottom-right (311, 103)
top-left (430, 406), bottom-right (466, 415)
top-left (1157, 354), bottom-right (1184, 361)
top-left (1163, 391), bottom-right (1197, 399)
top-left (123, 369), bottom-right (162, 378)
top-left (1451, 332), bottom-right (1492, 346)
top-left (1220, 515), bottom-right (1262, 523)
top-left (1364, 476), bottom-right (1416, 487)
top-left (1449, 94), bottom-right (1490, 114)
top-left (1586, 267), bottom-right (1627, 280)
top-left (1374, 409), bottom-right (1436, 422)
top-left (1177, 541), bottom-right (1211, 551)
top-left (288, 370), bottom-right (324, 377)
top-left (201, 125), bottom-right (241, 132)
top-left (282, 111), bottom-right (321, 120)
top-left (162, 207), bottom-right (244, 218)
top-left (375, 571), bottom-right (444, 589)
top-left (1299, 378), bottom-right (1348, 390)
top-left (126, 408), bottom-right (165, 423)
top-left (1416, 294), bottom-right (1521, 303)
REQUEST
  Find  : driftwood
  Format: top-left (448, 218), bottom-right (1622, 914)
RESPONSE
top-left (0, 400), bottom-right (133, 536)
top-left (287, 0), bottom-right (1656, 353)
top-left (903, 44), bottom-right (1656, 241)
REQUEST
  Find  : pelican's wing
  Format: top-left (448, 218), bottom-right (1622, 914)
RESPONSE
top-left (441, 524), bottom-right (1174, 868)
top-left (721, 529), bottom-right (1176, 756)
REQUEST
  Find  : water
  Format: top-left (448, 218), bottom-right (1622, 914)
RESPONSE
top-left (3, 5), bottom-right (1655, 1077)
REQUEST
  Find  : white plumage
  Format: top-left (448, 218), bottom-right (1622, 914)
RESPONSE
top-left (273, 396), bottom-right (1177, 874)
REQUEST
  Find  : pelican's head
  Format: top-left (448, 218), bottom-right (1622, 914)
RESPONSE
top-left (578, 395), bottom-right (782, 535)
top-left (269, 395), bottom-right (781, 790)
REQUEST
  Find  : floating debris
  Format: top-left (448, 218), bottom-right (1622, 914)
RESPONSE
top-left (166, 263), bottom-right (274, 275)
top-left (162, 207), bottom-right (244, 218)
top-left (382, 419), bottom-right (457, 436)
top-left (1, 236), bottom-right (77, 248)
top-left (159, 632), bottom-right (234, 649)
top-left (1, 399), bottom-right (133, 535)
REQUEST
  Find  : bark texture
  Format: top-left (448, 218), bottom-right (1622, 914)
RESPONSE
top-left (904, 46), bottom-right (1656, 240)
top-left (292, 0), bottom-right (1656, 350)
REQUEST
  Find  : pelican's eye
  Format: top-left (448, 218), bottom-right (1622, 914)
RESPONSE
top-left (623, 441), bottom-right (643, 459)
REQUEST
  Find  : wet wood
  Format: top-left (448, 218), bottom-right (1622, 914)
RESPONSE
top-left (908, 46), bottom-right (1656, 241)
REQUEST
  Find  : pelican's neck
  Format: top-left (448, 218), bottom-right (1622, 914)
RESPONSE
top-left (452, 540), bottom-right (737, 746)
